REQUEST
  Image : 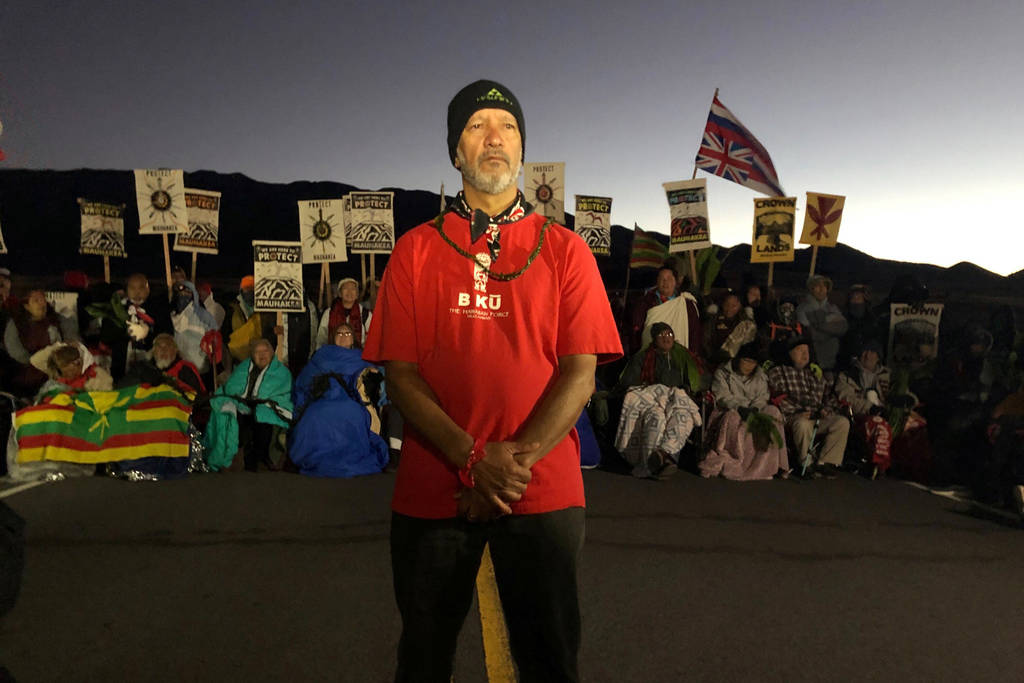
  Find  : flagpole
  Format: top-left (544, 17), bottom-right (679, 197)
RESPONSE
top-left (686, 88), bottom-right (719, 289)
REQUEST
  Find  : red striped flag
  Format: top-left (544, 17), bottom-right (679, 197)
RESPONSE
top-left (629, 224), bottom-right (668, 269)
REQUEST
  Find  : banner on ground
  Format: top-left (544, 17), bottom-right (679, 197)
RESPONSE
top-left (630, 225), bottom-right (668, 269)
top-left (347, 192), bottom-right (394, 254)
top-left (888, 302), bottom-right (943, 366)
top-left (253, 240), bottom-right (305, 313)
top-left (134, 169), bottom-right (188, 234)
top-left (573, 195), bottom-right (612, 256)
top-left (525, 162), bottom-right (565, 224)
top-left (15, 384), bottom-right (191, 463)
top-left (298, 199), bottom-right (348, 263)
top-left (799, 192), bottom-right (845, 247)
top-left (173, 188), bottom-right (221, 255)
top-left (750, 196), bottom-right (796, 263)
top-left (663, 179), bottom-right (711, 252)
top-left (78, 199), bottom-right (127, 257)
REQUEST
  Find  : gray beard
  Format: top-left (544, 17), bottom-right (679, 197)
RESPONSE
top-left (155, 355), bottom-right (175, 370)
top-left (457, 148), bottom-right (521, 195)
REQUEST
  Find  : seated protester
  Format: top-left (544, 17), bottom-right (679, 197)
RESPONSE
top-left (276, 292), bottom-right (319, 377)
top-left (837, 284), bottom-right (885, 372)
top-left (3, 290), bottom-right (80, 397)
top-left (700, 342), bottom-right (789, 480)
top-left (981, 387), bottom-right (1024, 516)
top-left (742, 279), bottom-right (772, 331)
top-left (288, 323), bottom-right (388, 477)
top-left (630, 265), bottom-right (703, 360)
top-left (613, 322), bottom-right (702, 480)
top-left (796, 274), bottom-right (848, 371)
top-left (198, 282), bottom-right (226, 330)
top-left (315, 277), bottom-right (371, 349)
top-left (99, 273), bottom-right (173, 382)
top-left (30, 342), bottom-right (113, 399)
top-left (203, 338), bottom-right (293, 472)
top-left (170, 280), bottom-right (217, 376)
top-left (703, 291), bottom-right (756, 367)
top-left (225, 276), bottom-right (275, 363)
top-left (765, 295), bottom-right (805, 367)
top-left (768, 337), bottom-right (850, 478)
top-left (835, 338), bottom-right (901, 477)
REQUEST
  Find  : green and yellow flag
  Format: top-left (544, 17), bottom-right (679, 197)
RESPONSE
top-left (15, 384), bottom-right (191, 464)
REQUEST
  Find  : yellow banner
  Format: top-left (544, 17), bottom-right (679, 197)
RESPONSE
top-left (750, 197), bottom-right (796, 263)
top-left (799, 192), bottom-right (845, 247)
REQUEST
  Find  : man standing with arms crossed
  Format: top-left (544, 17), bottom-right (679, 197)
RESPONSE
top-left (363, 80), bottom-right (621, 681)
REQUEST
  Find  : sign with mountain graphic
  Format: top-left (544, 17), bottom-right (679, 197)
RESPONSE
top-left (78, 199), bottom-right (126, 257)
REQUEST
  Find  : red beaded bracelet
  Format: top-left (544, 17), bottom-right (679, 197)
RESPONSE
top-left (458, 438), bottom-right (487, 488)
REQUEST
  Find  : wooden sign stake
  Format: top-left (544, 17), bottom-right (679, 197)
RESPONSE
top-left (103, 256), bottom-right (111, 284)
top-left (190, 252), bottom-right (198, 284)
top-left (162, 234), bottom-right (173, 299)
top-left (808, 245), bottom-right (819, 278)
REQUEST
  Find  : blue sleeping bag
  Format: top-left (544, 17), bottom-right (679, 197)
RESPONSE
top-left (289, 346), bottom-right (388, 478)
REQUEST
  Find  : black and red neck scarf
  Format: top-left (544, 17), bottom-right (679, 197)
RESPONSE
top-left (449, 191), bottom-right (534, 264)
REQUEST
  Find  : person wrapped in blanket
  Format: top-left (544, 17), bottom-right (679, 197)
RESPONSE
top-left (30, 342), bottom-right (113, 398)
top-left (613, 322), bottom-right (702, 479)
top-left (699, 341), bottom-right (789, 480)
top-left (203, 338), bottom-right (293, 472)
top-left (289, 322), bottom-right (388, 477)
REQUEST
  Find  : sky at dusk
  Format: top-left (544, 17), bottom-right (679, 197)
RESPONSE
top-left (1, 0), bottom-right (1022, 275)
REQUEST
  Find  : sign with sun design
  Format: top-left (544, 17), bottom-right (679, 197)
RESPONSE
top-left (173, 188), bottom-right (222, 255)
top-left (573, 195), bottom-right (612, 256)
top-left (298, 198), bottom-right (348, 264)
top-left (253, 240), bottom-right (305, 313)
top-left (348, 192), bottom-right (395, 254)
top-left (78, 199), bottom-right (126, 257)
top-left (525, 162), bottom-right (565, 224)
top-left (799, 192), bottom-right (845, 247)
top-left (133, 169), bottom-right (188, 234)
top-left (663, 178), bottom-right (711, 253)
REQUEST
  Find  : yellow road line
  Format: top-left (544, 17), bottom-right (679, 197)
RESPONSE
top-left (476, 543), bottom-right (516, 682)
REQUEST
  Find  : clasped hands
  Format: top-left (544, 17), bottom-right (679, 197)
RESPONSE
top-left (456, 441), bottom-right (538, 523)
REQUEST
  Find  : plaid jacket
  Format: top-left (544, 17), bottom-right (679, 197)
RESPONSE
top-left (767, 364), bottom-right (838, 417)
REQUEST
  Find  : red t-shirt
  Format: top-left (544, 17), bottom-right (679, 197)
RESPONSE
top-left (363, 211), bottom-right (622, 519)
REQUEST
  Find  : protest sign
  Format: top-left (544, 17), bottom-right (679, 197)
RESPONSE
top-left (173, 189), bottom-right (221, 255)
top-left (888, 302), bottom-right (943, 366)
top-left (45, 291), bottom-right (79, 330)
top-left (253, 241), bottom-right (305, 313)
top-left (347, 192), bottom-right (394, 254)
top-left (750, 196), bottom-right (796, 263)
top-left (78, 199), bottom-right (126, 257)
top-left (133, 169), bottom-right (188, 234)
top-left (800, 192), bottom-right (845, 248)
top-left (663, 179), bottom-right (711, 252)
top-left (573, 195), bottom-right (612, 256)
top-left (525, 162), bottom-right (565, 223)
top-left (298, 199), bottom-right (348, 263)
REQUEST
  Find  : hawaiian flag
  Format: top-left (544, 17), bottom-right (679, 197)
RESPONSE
top-left (629, 224), bottom-right (668, 269)
top-left (15, 384), bottom-right (191, 464)
top-left (695, 95), bottom-right (784, 197)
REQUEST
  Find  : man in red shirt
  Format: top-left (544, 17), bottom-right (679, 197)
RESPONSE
top-left (363, 79), bottom-right (622, 682)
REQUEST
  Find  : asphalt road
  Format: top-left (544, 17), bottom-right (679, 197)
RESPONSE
top-left (2, 468), bottom-right (1022, 682)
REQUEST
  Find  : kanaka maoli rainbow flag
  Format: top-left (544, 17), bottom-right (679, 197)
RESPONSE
top-left (15, 384), bottom-right (191, 464)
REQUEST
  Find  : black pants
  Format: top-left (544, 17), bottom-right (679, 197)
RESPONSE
top-left (237, 414), bottom-right (274, 471)
top-left (391, 507), bottom-right (585, 683)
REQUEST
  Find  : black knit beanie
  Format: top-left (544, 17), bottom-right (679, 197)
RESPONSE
top-left (447, 80), bottom-right (525, 167)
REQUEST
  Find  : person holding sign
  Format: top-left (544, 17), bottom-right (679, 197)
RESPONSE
top-left (363, 79), bottom-right (621, 681)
